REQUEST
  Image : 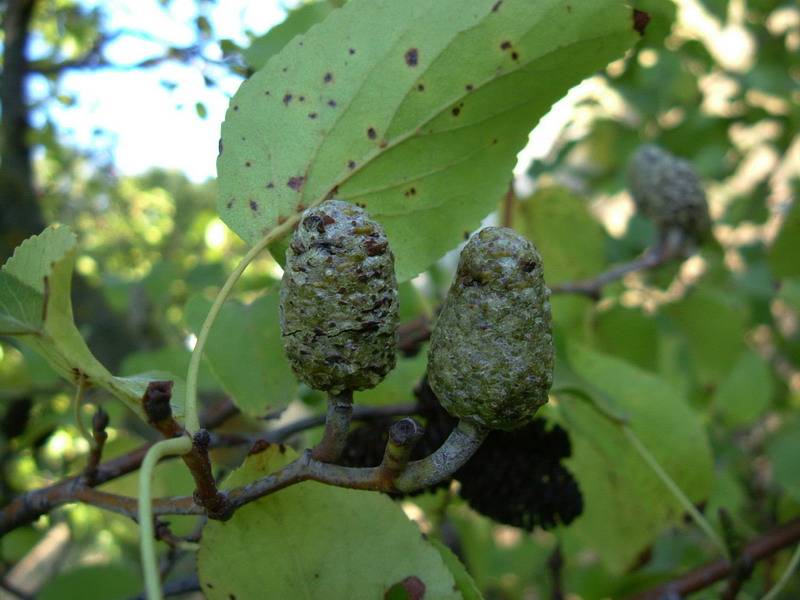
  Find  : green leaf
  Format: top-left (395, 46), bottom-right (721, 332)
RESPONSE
top-left (711, 349), bottom-right (774, 428)
top-left (243, 1), bottom-right (341, 71)
top-left (0, 227), bottom-right (149, 419)
top-left (429, 537), bottom-right (484, 600)
top-left (218, 0), bottom-right (639, 281)
top-left (185, 292), bottom-right (297, 417)
top-left (662, 289), bottom-right (746, 390)
top-left (589, 304), bottom-right (660, 372)
top-left (552, 345), bottom-right (713, 574)
top-left (36, 564), bottom-right (141, 600)
top-left (767, 421), bottom-right (800, 504)
top-left (769, 196), bottom-right (800, 279)
top-left (198, 445), bottom-right (463, 599)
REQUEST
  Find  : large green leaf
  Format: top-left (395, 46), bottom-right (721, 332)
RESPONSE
top-left (218, 0), bottom-right (640, 281)
top-left (198, 444), bottom-right (463, 599)
top-left (0, 227), bottom-right (168, 419)
top-left (185, 292), bottom-right (297, 417)
top-left (552, 345), bottom-right (713, 574)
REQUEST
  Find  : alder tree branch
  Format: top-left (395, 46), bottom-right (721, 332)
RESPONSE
top-left (550, 229), bottom-right (688, 299)
top-left (623, 517), bottom-right (800, 600)
top-left (0, 397), bottom-right (417, 535)
top-left (0, 396), bottom-right (237, 536)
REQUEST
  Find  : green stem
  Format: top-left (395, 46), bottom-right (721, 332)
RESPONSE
top-left (138, 435), bottom-right (193, 600)
top-left (760, 539), bottom-right (800, 600)
top-left (620, 424), bottom-right (731, 562)
top-left (184, 218), bottom-right (298, 433)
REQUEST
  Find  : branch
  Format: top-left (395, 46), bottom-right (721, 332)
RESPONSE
top-left (550, 229), bottom-right (687, 299)
top-left (0, 400), bottom-right (416, 534)
top-left (226, 419), bottom-right (487, 505)
top-left (0, 397), bottom-right (237, 535)
top-left (27, 31), bottom-right (118, 75)
top-left (623, 517), bottom-right (800, 600)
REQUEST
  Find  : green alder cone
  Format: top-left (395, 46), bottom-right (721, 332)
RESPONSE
top-left (427, 227), bottom-right (554, 431)
top-left (280, 200), bottom-right (399, 393)
top-left (627, 144), bottom-right (710, 240)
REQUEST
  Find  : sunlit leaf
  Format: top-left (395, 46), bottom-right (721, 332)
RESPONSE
top-left (218, 0), bottom-right (640, 281)
top-left (0, 227), bottom-right (155, 419)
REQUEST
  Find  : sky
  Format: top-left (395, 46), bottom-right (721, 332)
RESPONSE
top-left (31, 0), bottom-right (292, 182)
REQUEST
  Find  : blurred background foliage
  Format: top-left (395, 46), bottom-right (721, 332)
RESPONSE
top-left (0, 0), bottom-right (798, 598)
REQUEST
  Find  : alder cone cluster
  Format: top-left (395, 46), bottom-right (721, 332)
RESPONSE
top-left (427, 227), bottom-right (554, 430)
top-left (280, 200), bottom-right (399, 394)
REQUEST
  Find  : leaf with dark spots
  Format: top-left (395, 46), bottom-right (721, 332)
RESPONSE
top-left (245, 161), bottom-right (252, 167)
top-left (218, 0), bottom-right (639, 283)
top-left (632, 9), bottom-right (650, 35)
top-left (348, 161), bottom-right (356, 169)
top-left (385, 576), bottom-right (426, 600)
top-left (500, 40), bottom-right (512, 49)
top-left (283, 93), bottom-right (293, 105)
top-left (249, 200), bottom-right (259, 211)
top-left (287, 176), bottom-right (305, 190)
top-left (308, 112), bottom-right (318, 118)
